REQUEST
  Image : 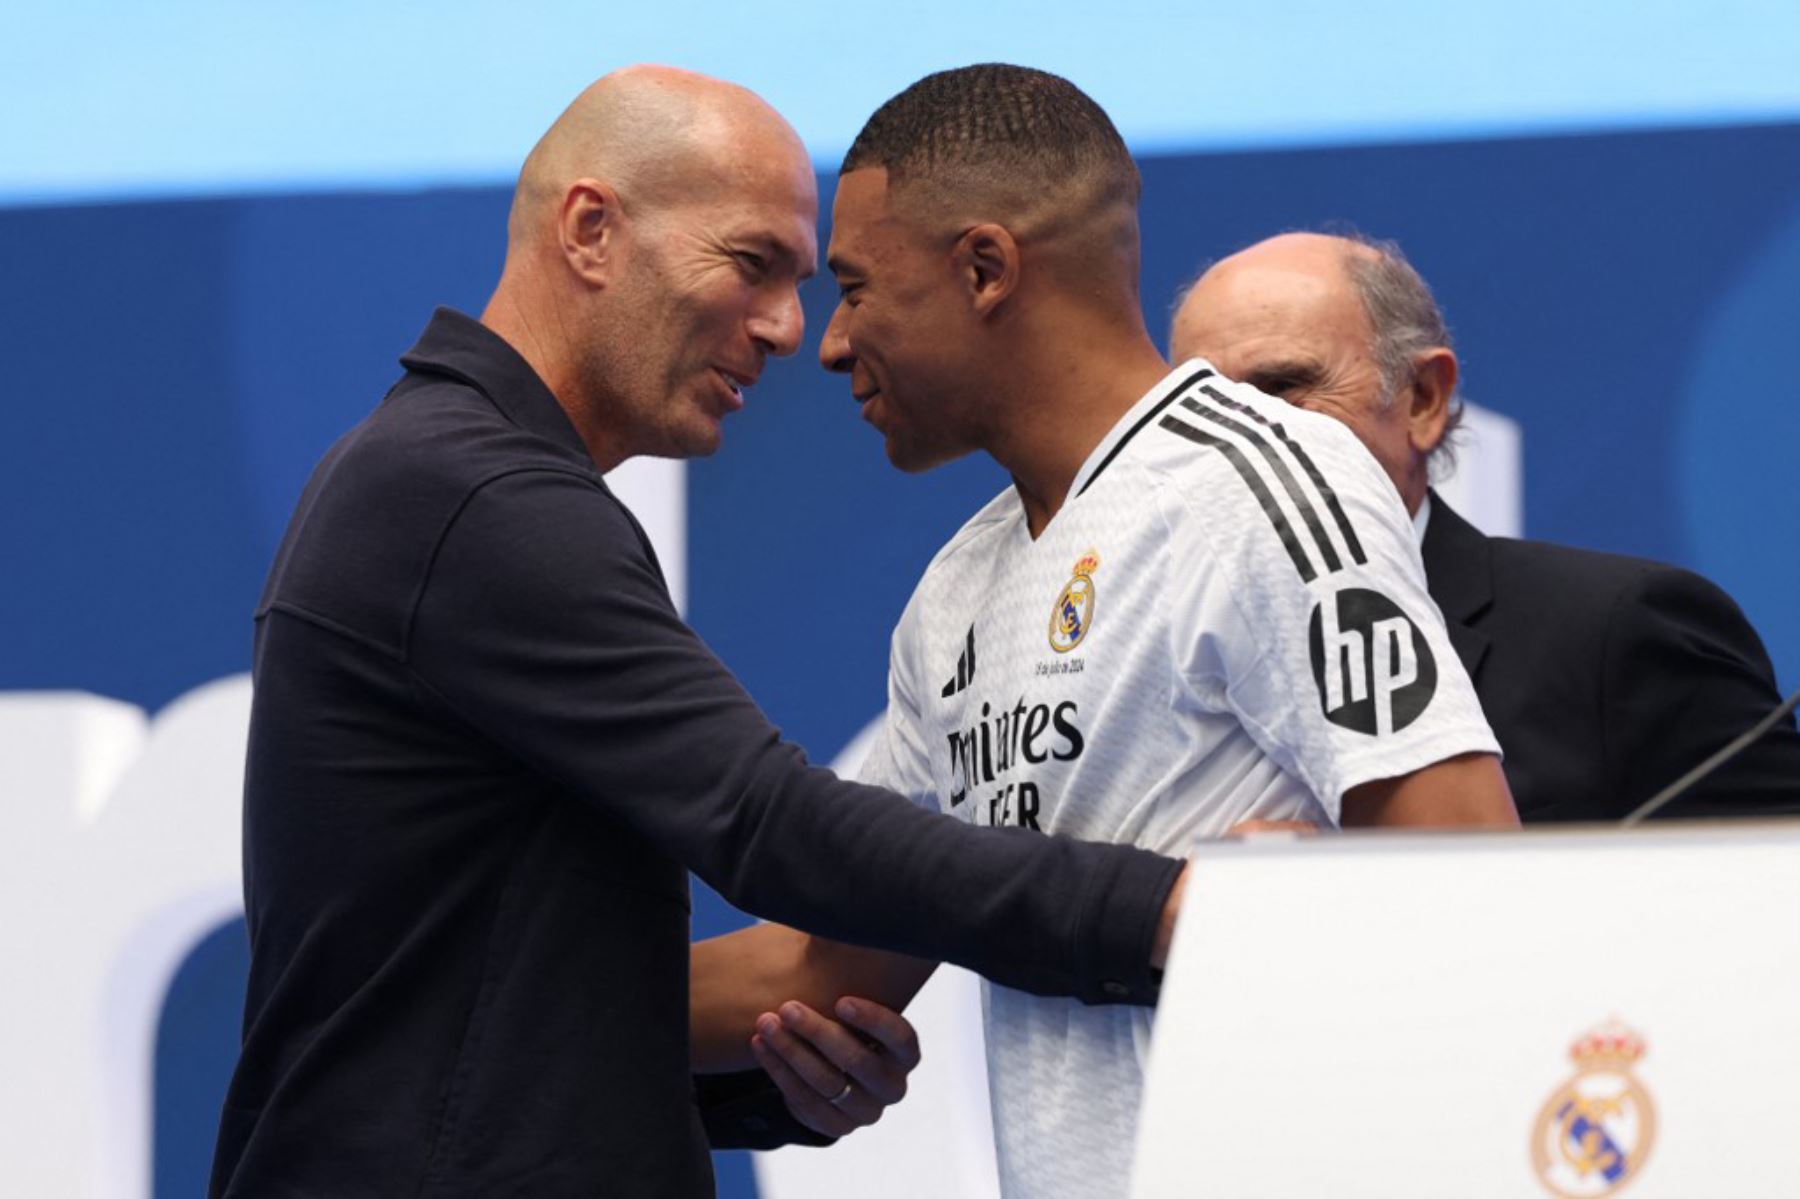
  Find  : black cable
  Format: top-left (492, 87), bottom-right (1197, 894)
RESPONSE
top-left (1620, 686), bottom-right (1800, 826)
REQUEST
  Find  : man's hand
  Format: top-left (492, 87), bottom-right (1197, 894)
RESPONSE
top-left (749, 996), bottom-right (922, 1138)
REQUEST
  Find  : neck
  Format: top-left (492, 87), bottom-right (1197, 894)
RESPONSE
top-left (1398, 462), bottom-right (1429, 517)
top-left (987, 320), bottom-right (1170, 538)
top-left (481, 275), bottom-right (629, 472)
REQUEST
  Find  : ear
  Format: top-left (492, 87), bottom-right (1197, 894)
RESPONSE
top-left (954, 223), bottom-right (1021, 318)
top-left (1406, 347), bottom-right (1458, 454)
top-left (559, 178), bottom-right (623, 287)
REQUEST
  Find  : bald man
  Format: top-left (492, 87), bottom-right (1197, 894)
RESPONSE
top-left (211, 68), bottom-right (1193, 1199)
top-left (1170, 231), bottom-right (1800, 820)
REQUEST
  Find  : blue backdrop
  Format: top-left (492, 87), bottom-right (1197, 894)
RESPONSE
top-left (5, 119), bottom-right (1798, 1195)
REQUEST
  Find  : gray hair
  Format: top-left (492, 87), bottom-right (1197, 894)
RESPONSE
top-left (1338, 233), bottom-right (1465, 473)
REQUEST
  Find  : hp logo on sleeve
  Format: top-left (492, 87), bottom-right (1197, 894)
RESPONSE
top-left (1307, 588), bottom-right (1437, 735)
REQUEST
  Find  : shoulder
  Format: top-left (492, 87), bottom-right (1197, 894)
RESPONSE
top-left (313, 372), bottom-right (631, 565)
top-left (883, 488), bottom-right (1019, 682)
top-left (915, 485), bottom-right (1020, 581)
top-left (262, 374), bottom-right (631, 655)
top-left (1487, 536), bottom-right (1725, 611)
top-left (343, 372), bottom-right (601, 497)
top-left (1133, 372), bottom-right (1397, 518)
top-left (898, 482), bottom-right (1016, 591)
top-left (1480, 537), bottom-right (1766, 668)
top-left (1130, 374), bottom-right (1411, 584)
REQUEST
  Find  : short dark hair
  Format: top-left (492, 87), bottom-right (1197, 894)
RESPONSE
top-left (842, 64), bottom-right (1140, 208)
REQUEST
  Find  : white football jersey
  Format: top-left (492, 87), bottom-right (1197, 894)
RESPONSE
top-left (859, 361), bottom-right (1500, 1199)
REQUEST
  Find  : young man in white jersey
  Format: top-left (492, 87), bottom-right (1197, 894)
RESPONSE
top-left (697, 65), bottom-right (1518, 1199)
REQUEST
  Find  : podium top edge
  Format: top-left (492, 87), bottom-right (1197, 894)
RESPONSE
top-left (1184, 815), bottom-right (1800, 861)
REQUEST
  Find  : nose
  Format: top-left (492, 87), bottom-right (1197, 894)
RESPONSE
top-left (819, 301), bottom-right (853, 374)
top-left (749, 285), bottom-right (806, 358)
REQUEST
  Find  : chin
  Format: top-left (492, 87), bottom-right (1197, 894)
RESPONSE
top-left (682, 432), bottom-right (724, 459)
top-left (666, 413), bottom-right (726, 460)
top-left (885, 438), bottom-right (953, 475)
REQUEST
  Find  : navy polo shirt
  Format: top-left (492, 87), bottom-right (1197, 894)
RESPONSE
top-left (211, 308), bottom-right (1181, 1198)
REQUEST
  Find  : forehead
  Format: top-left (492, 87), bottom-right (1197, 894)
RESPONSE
top-left (1175, 253), bottom-right (1367, 362)
top-left (694, 138), bottom-right (820, 269)
top-left (826, 168), bottom-right (923, 268)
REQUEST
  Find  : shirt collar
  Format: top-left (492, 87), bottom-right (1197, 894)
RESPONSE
top-left (398, 306), bottom-right (591, 462)
top-left (1412, 490), bottom-right (1432, 545)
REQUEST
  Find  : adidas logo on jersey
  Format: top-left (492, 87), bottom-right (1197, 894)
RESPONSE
top-left (940, 624), bottom-right (976, 698)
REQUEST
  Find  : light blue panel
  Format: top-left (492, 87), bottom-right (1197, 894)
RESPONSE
top-left (225, 188), bottom-right (509, 563)
top-left (4, 0), bottom-right (1800, 203)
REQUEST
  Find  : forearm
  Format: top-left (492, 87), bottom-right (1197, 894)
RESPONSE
top-left (690, 925), bottom-right (935, 1072)
top-left (1342, 751), bottom-right (1520, 828)
top-left (415, 473), bottom-right (1179, 1003)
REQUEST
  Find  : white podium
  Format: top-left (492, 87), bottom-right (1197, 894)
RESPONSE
top-left (1132, 822), bottom-right (1800, 1198)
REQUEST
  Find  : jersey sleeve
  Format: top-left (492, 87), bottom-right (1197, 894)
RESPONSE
top-left (1158, 391), bottom-right (1499, 819)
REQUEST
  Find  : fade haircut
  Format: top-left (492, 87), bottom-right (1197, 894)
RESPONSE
top-left (1340, 232), bottom-right (1467, 471)
top-left (844, 64), bottom-right (1137, 199)
top-left (841, 64), bottom-right (1142, 267)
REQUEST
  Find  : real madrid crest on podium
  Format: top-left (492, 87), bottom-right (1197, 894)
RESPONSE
top-left (1049, 550), bottom-right (1099, 653)
top-left (1530, 1021), bottom-right (1657, 1197)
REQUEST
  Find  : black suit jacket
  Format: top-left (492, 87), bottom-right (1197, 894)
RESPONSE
top-left (1420, 492), bottom-right (1800, 822)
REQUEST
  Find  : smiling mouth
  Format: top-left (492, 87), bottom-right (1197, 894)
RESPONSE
top-left (714, 368), bottom-right (755, 409)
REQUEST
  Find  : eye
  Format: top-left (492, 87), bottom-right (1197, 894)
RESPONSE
top-left (1246, 372), bottom-right (1312, 399)
top-left (835, 280), bottom-right (862, 306)
top-left (733, 250), bottom-right (769, 279)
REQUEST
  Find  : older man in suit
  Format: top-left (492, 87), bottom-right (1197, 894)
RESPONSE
top-left (1169, 231), bottom-right (1800, 821)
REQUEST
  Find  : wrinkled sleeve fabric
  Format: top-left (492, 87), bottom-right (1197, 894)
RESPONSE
top-left (406, 468), bottom-right (1180, 1004)
top-left (1605, 565), bottom-right (1800, 818)
top-left (695, 1070), bottom-right (833, 1151)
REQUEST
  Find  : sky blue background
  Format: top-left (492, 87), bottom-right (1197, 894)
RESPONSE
top-left (5, 1), bottom-right (1800, 204)
top-left (4, 7), bottom-right (1798, 1196)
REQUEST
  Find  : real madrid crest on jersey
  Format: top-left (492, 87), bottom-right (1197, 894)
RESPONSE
top-left (1530, 1021), bottom-right (1657, 1197)
top-left (1048, 550), bottom-right (1099, 653)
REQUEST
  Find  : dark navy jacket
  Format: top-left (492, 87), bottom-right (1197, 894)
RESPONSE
top-left (211, 309), bottom-right (1179, 1198)
top-left (1422, 493), bottom-right (1800, 821)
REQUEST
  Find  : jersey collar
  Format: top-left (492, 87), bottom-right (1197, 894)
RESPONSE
top-left (1070, 359), bottom-right (1219, 499)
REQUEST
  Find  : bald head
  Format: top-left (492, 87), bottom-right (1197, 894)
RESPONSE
top-left (1170, 232), bottom-right (1460, 515)
top-left (1171, 233), bottom-right (1375, 374)
top-left (481, 66), bottom-right (818, 473)
top-left (507, 64), bottom-right (809, 250)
